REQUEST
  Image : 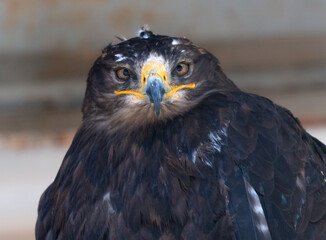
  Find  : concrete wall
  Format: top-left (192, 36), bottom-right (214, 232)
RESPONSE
top-left (1, 0), bottom-right (326, 54)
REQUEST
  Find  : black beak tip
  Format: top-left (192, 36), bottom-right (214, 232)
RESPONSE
top-left (145, 78), bottom-right (166, 116)
top-left (154, 102), bottom-right (161, 116)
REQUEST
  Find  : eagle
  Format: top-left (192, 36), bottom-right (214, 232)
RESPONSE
top-left (36, 29), bottom-right (326, 240)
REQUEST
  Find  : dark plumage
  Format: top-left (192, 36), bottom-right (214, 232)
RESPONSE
top-left (36, 29), bottom-right (326, 240)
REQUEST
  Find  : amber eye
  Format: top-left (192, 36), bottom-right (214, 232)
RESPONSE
top-left (116, 68), bottom-right (131, 80)
top-left (174, 62), bottom-right (190, 76)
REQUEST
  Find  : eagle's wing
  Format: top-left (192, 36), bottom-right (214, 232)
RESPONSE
top-left (223, 93), bottom-right (326, 240)
top-left (35, 134), bottom-right (113, 240)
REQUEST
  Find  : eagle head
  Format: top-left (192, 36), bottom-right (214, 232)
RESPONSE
top-left (82, 29), bottom-right (236, 131)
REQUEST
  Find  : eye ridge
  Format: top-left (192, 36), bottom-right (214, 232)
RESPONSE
top-left (116, 67), bottom-right (131, 81)
top-left (174, 62), bottom-right (190, 76)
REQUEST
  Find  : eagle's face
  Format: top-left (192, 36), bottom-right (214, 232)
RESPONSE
top-left (83, 30), bottom-right (233, 131)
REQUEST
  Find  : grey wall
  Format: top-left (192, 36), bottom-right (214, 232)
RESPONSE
top-left (1, 0), bottom-right (326, 54)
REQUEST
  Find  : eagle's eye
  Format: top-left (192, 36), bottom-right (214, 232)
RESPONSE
top-left (116, 68), bottom-right (131, 81)
top-left (174, 62), bottom-right (190, 77)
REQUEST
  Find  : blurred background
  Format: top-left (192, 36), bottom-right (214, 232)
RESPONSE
top-left (0, 0), bottom-right (326, 239)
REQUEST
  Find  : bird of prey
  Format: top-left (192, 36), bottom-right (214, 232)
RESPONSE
top-left (36, 29), bottom-right (326, 240)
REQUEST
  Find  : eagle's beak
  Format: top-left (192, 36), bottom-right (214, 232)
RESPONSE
top-left (144, 74), bottom-right (167, 116)
top-left (141, 59), bottom-right (169, 116)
